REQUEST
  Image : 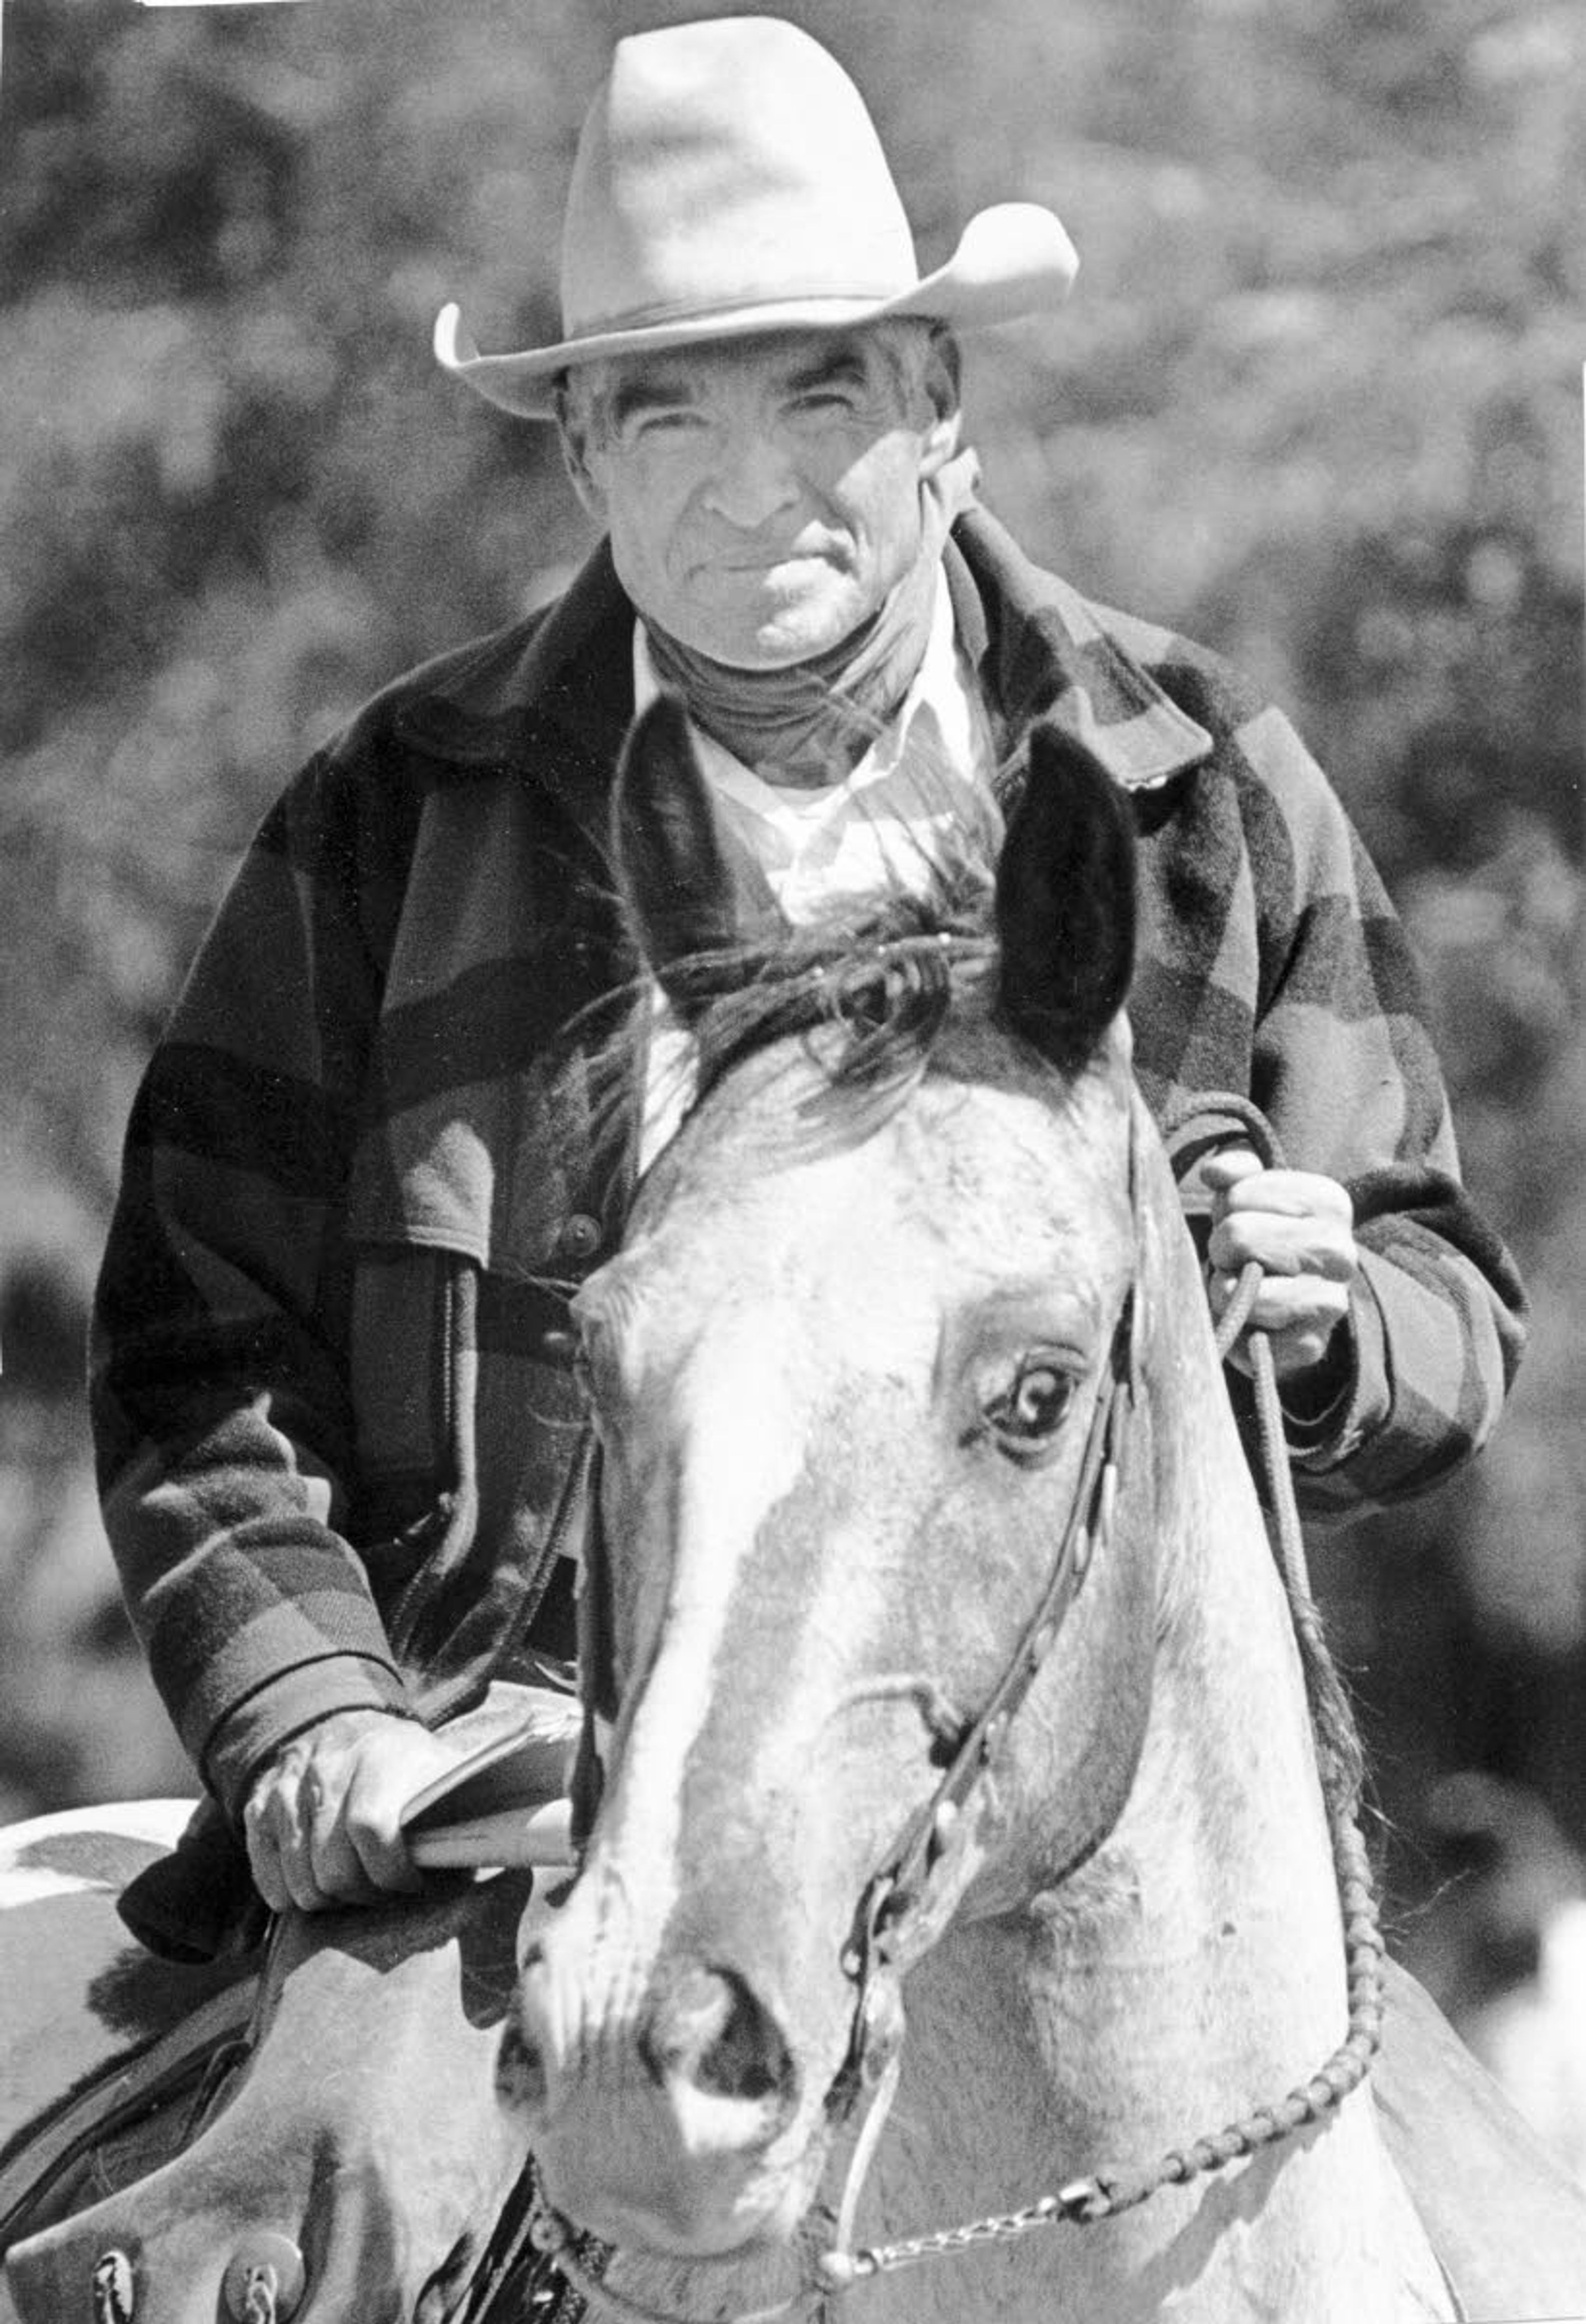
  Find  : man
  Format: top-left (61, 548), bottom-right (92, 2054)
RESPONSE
top-left (93, 18), bottom-right (1524, 1946)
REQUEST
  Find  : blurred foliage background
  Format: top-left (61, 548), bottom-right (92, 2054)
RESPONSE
top-left (0, 0), bottom-right (1582, 2157)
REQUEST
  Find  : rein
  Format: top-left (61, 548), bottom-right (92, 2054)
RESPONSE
top-left (513, 1113), bottom-right (1387, 2324)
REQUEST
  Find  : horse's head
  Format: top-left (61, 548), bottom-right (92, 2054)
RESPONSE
top-left (508, 702), bottom-right (1180, 2265)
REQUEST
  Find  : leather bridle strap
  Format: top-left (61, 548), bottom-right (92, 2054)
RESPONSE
top-left (841, 1280), bottom-right (1137, 2017)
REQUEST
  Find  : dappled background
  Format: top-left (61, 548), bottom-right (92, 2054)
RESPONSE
top-left (1, 0), bottom-right (1583, 2164)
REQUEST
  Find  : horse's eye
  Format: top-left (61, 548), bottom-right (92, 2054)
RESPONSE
top-left (985, 1357), bottom-right (1076, 1457)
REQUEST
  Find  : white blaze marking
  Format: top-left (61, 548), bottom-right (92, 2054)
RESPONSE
top-left (556, 1333), bottom-right (805, 2060)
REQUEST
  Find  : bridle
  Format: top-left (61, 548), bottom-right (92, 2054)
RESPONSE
top-left (499, 1108), bottom-right (1388, 2324)
top-left (834, 1278), bottom-right (1137, 2076)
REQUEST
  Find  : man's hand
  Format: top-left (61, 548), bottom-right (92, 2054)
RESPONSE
top-left (1201, 1149), bottom-right (1358, 1388)
top-left (243, 1709), bottom-right (461, 1915)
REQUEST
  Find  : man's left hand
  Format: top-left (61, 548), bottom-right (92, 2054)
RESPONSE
top-left (1201, 1150), bottom-right (1358, 1386)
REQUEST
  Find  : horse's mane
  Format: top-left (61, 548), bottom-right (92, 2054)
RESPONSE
top-left (581, 856), bottom-right (1007, 1180)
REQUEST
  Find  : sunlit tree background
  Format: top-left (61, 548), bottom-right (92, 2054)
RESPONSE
top-left (1, 0), bottom-right (1582, 2159)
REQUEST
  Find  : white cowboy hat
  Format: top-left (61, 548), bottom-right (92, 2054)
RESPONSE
top-left (434, 15), bottom-right (1078, 421)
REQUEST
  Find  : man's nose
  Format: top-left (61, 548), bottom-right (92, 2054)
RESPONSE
top-left (700, 429), bottom-right (800, 529)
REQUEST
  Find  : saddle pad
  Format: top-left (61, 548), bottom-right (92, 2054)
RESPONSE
top-left (1377, 1957), bottom-right (1586, 2322)
top-left (0, 1807), bottom-right (244, 2173)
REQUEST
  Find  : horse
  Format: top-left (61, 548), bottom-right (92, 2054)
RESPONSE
top-left (497, 702), bottom-right (1586, 2321)
top-left (5, 703), bottom-right (1586, 2322)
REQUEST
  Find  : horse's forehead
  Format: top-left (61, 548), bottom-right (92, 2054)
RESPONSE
top-left (713, 1048), bottom-right (1119, 1209)
top-left (608, 1050), bottom-right (1134, 1338)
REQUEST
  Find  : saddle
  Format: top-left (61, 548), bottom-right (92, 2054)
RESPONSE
top-left (0, 1805), bottom-right (258, 2255)
top-left (0, 1693), bottom-right (585, 2324)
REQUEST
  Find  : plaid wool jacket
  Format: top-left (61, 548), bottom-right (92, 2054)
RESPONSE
top-left (93, 509), bottom-right (1525, 1840)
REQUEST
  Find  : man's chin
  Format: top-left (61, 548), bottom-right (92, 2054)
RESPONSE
top-left (704, 600), bottom-right (866, 671)
top-left (661, 563), bottom-right (868, 670)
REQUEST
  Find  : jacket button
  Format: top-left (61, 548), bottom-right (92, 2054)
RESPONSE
top-left (556, 1213), bottom-right (603, 1264)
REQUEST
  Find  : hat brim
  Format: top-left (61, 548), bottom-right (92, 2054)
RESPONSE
top-left (434, 203), bottom-right (1078, 420)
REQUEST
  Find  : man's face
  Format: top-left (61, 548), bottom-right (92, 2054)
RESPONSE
top-left (562, 326), bottom-right (958, 669)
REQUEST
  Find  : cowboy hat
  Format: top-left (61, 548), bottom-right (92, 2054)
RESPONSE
top-left (434, 15), bottom-right (1078, 420)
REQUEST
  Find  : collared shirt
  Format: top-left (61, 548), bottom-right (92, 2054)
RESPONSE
top-left (632, 570), bottom-right (1002, 1166)
top-left (633, 569), bottom-right (1002, 921)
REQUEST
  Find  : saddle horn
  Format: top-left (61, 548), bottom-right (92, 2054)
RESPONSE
top-left (611, 694), bottom-right (786, 1019)
top-left (994, 723), bottom-right (1137, 1072)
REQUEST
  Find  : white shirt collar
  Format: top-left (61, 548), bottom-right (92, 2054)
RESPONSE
top-left (631, 571), bottom-right (1001, 925)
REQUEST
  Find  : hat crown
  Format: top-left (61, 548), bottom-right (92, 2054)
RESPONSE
top-left (433, 16), bottom-right (1079, 418)
top-left (560, 18), bottom-right (919, 340)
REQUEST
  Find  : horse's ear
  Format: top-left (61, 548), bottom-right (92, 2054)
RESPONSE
top-left (994, 725), bottom-right (1137, 1072)
top-left (612, 694), bottom-right (782, 1012)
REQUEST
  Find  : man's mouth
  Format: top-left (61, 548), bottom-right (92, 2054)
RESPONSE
top-left (692, 538), bottom-right (845, 580)
top-left (718, 553), bottom-right (819, 575)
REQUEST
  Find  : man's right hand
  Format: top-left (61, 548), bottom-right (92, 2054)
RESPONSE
top-left (242, 1709), bottom-right (461, 1914)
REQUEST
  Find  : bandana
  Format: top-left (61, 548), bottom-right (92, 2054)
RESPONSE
top-left (641, 446), bottom-right (982, 787)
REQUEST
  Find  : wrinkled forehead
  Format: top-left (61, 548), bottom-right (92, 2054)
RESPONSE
top-left (562, 320), bottom-right (926, 427)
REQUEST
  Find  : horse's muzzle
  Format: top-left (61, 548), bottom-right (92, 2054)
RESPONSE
top-left (512, 1946), bottom-right (812, 2255)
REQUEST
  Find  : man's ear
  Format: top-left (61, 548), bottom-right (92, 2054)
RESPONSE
top-left (554, 383), bottom-right (607, 521)
top-left (919, 328), bottom-right (964, 477)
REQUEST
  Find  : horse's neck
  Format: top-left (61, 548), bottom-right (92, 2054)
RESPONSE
top-left (857, 1915), bottom-right (1447, 2324)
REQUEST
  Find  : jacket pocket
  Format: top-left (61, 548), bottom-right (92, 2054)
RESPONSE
top-left (345, 1237), bottom-right (596, 1694)
top-left (345, 1241), bottom-right (460, 1557)
top-left (343, 1030), bottom-right (632, 1687)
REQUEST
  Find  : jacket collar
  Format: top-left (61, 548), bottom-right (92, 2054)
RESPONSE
top-left (390, 539), bottom-right (637, 846)
top-left (390, 508), bottom-right (1212, 808)
top-left (948, 508), bottom-right (1213, 789)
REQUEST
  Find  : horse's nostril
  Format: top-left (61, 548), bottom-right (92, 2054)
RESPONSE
top-left (700, 1994), bottom-right (791, 2104)
top-left (642, 1965), bottom-right (796, 2108)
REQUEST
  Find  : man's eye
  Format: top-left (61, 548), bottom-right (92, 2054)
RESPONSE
top-left (626, 409), bottom-right (701, 444)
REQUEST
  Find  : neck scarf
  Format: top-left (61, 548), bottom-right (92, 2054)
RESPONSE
top-left (643, 446), bottom-right (982, 787)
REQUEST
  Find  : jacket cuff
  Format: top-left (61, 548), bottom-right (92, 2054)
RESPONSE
top-left (1287, 1268), bottom-right (1390, 1473)
top-left (199, 1654), bottom-right (418, 1823)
